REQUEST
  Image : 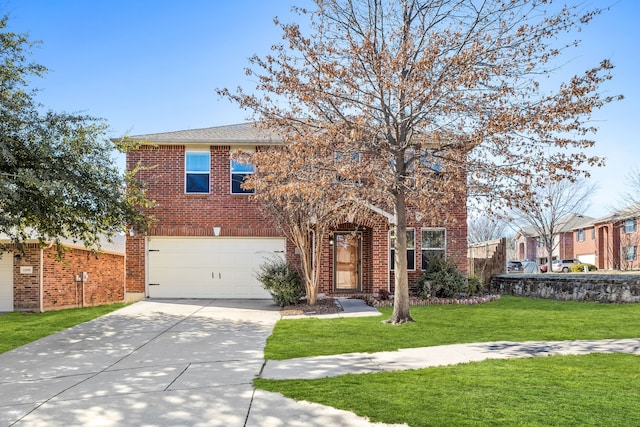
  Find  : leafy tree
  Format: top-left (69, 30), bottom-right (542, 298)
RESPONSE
top-left (219, 0), bottom-right (620, 324)
top-left (0, 16), bottom-right (150, 254)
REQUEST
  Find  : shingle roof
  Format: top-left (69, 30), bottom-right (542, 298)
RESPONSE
top-left (126, 122), bottom-right (283, 145)
top-left (593, 202), bottom-right (640, 224)
top-left (516, 213), bottom-right (595, 237)
top-left (559, 214), bottom-right (595, 232)
top-left (0, 231), bottom-right (125, 255)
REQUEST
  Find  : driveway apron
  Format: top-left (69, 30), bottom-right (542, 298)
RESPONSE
top-left (0, 299), bottom-right (281, 427)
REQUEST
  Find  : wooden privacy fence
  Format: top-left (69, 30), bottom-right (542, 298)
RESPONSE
top-left (468, 238), bottom-right (506, 286)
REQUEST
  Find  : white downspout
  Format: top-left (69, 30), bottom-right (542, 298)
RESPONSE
top-left (39, 249), bottom-right (44, 312)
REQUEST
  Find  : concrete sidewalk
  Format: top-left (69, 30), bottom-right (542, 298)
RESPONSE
top-left (3, 297), bottom-right (638, 427)
top-left (262, 337), bottom-right (640, 380)
top-left (0, 299), bottom-right (402, 427)
top-left (267, 298), bottom-right (640, 379)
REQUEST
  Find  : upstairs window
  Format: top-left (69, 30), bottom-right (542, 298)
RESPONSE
top-left (335, 151), bottom-right (361, 184)
top-left (231, 159), bottom-right (255, 194)
top-left (576, 229), bottom-right (585, 242)
top-left (185, 151), bottom-right (210, 193)
top-left (624, 219), bottom-right (637, 234)
top-left (422, 228), bottom-right (446, 270)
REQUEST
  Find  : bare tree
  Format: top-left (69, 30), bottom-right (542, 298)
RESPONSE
top-left (468, 214), bottom-right (508, 244)
top-left (219, 0), bottom-right (619, 324)
top-left (239, 146), bottom-right (366, 305)
top-left (620, 168), bottom-right (640, 207)
top-left (511, 179), bottom-right (597, 271)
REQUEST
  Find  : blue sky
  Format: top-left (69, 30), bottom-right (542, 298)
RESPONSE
top-left (4, 0), bottom-right (638, 218)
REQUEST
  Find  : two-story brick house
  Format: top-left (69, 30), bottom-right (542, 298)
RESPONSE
top-left (593, 203), bottom-right (640, 270)
top-left (514, 214), bottom-right (594, 266)
top-left (124, 123), bottom-right (468, 301)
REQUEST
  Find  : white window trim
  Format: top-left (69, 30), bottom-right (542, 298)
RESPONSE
top-left (389, 228), bottom-right (416, 271)
top-left (625, 245), bottom-right (637, 262)
top-left (185, 149), bottom-right (210, 194)
top-left (230, 148), bottom-right (255, 195)
top-left (623, 219), bottom-right (637, 234)
top-left (421, 227), bottom-right (447, 270)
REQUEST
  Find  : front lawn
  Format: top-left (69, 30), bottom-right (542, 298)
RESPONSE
top-left (0, 303), bottom-right (127, 354)
top-left (259, 297), bottom-right (640, 425)
top-left (265, 296), bottom-right (640, 359)
top-left (256, 353), bottom-right (640, 426)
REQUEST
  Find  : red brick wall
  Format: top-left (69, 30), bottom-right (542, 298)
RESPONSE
top-left (619, 224), bottom-right (640, 270)
top-left (13, 245), bottom-right (41, 311)
top-left (127, 143), bottom-right (468, 297)
top-left (558, 232), bottom-right (575, 259)
top-left (128, 145), bottom-right (277, 236)
top-left (11, 245), bottom-right (124, 312)
top-left (573, 226), bottom-right (597, 262)
top-left (126, 145), bottom-right (280, 293)
top-left (42, 248), bottom-right (124, 310)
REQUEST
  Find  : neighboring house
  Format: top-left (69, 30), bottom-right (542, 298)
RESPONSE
top-left (514, 214), bottom-right (594, 265)
top-left (124, 123), bottom-right (468, 300)
top-left (572, 219), bottom-right (597, 266)
top-left (593, 203), bottom-right (640, 270)
top-left (0, 234), bottom-right (125, 312)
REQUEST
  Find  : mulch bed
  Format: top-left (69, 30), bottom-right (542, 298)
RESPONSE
top-left (280, 298), bottom-right (343, 316)
top-left (280, 294), bottom-right (500, 316)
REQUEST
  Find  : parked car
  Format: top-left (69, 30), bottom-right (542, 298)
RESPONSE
top-left (521, 261), bottom-right (541, 274)
top-left (552, 259), bottom-right (579, 273)
top-left (507, 260), bottom-right (523, 273)
top-left (539, 263), bottom-right (548, 273)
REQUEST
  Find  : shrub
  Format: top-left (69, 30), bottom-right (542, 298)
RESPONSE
top-left (416, 258), bottom-right (467, 298)
top-left (466, 275), bottom-right (483, 296)
top-left (256, 258), bottom-right (305, 307)
top-left (571, 263), bottom-right (598, 272)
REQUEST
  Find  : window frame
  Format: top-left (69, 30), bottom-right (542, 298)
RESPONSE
top-left (624, 245), bottom-right (637, 262)
top-left (185, 150), bottom-right (210, 194)
top-left (230, 157), bottom-right (255, 195)
top-left (576, 229), bottom-right (585, 242)
top-left (389, 228), bottom-right (416, 271)
top-left (421, 228), bottom-right (446, 270)
top-left (623, 219), bottom-right (637, 234)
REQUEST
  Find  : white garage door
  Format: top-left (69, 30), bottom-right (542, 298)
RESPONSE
top-left (577, 254), bottom-right (596, 265)
top-left (147, 237), bottom-right (285, 298)
top-left (0, 253), bottom-right (13, 312)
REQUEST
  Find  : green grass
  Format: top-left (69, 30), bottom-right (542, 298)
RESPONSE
top-left (265, 296), bottom-right (640, 359)
top-left (0, 303), bottom-right (127, 354)
top-left (260, 297), bottom-right (640, 425)
top-left (256, 353), bottom-right (640, 426)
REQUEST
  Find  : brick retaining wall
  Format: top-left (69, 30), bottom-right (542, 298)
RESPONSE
top-left (490, 274), bottom-right (640, 303)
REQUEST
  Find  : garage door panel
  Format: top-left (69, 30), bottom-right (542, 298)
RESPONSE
top-left (577, 254), bottom-right (596, 265)
top-left (0, 253), bottom-right (13, 312)
top-left (147, 238), bottom-right (285, 299)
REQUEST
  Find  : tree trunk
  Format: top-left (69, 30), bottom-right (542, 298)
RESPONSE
top-left (388, 191), bottom-right (414, 324)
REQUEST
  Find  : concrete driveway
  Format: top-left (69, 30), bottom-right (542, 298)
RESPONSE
top-left (1, 299), bottom-right (396, 427)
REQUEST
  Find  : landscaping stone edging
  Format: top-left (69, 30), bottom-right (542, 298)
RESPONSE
top-left (359, 294), bottom-right (501, 307)
top-left (491, 273), bottom-right (640, 303)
